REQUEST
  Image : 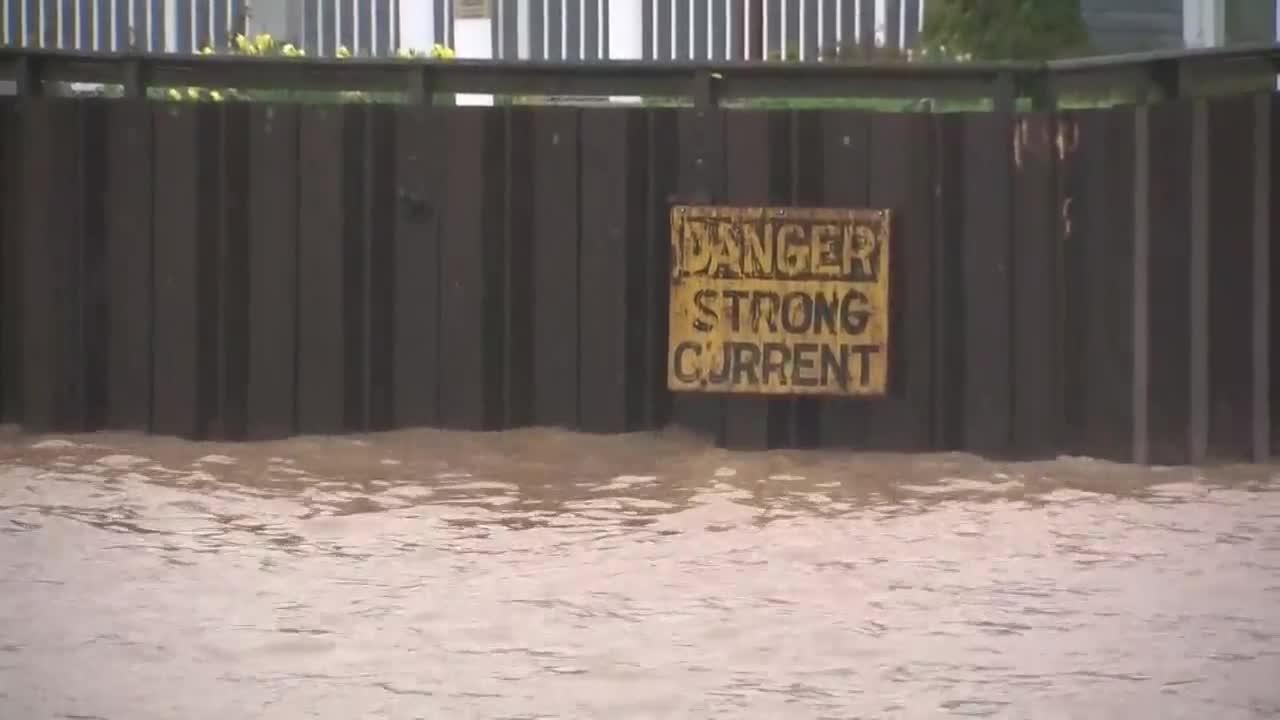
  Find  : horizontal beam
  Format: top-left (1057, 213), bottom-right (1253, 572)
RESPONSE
top-left (0, 44), bottom-right (1276, 105)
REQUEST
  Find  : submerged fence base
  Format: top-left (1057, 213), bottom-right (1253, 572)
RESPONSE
top-left (0, 94), bottom-right (1275, 465)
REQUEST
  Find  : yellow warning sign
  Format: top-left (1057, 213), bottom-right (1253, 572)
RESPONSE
top-left (667, 205), bottom-right (891, 397)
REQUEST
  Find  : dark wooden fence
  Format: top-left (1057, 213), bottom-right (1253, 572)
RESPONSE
top-left (1, 46), bottom-right (1278, 464)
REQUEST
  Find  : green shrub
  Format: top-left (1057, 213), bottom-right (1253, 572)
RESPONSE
top-left (920, 0), bottom-right (1092, 60)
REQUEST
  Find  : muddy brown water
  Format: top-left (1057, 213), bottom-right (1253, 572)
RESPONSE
top-left (0, 425), bottom-right (1278, 719)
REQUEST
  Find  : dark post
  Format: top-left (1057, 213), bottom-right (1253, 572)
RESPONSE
top-left (14, 55), bottom-right (41, 97)
top-left (406, 64), bottom-right (437, 104)
top-left (121, 57), bottom-right (148, 100)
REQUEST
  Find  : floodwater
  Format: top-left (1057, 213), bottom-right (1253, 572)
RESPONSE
top-left (1, 426), bottom-right (1278, 720)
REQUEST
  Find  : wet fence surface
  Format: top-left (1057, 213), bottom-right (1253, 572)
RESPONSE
top-left (0, 49), bottom-right (1277, 464)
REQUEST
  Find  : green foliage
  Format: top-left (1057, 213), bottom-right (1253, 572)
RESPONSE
top-left (154, 32), bottom-right (456, 105)
top-left (921, 0), bottom-right (1092, 60)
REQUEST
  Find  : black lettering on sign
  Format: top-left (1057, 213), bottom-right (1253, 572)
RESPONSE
top-left (792, 343), bottom-right (819, 387)
top-left (674, 341), bottom-right (702, 383)
top-left (840, 289), bottom-right (870, 335)
top-left (731, 343), bottom-right (761, 385)
top-left (762, 342), bottom-right (789, 386)
top-left (675, 216), bottom-right (883, 282)
top-left (693, 289), bottom-right (718, 332)
top-left (723, 289), bottom-right (748, 332)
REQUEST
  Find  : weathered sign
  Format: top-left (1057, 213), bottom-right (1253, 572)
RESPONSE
top-left (667, 205), bottom-right (891, 397)
top-left (453, 0), bottom-right (491, 19)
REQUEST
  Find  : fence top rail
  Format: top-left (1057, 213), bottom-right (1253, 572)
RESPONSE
top-left (1, 44), bottom-right (1278, 108)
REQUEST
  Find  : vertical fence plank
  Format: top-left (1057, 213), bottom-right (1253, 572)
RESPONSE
top-left (883, 0), bottom-right (899, 51)
top-left (903, 0), bottom-right (918, 49)
top-left (672, 107), bottom-right (725, 440)
top-left (79, 101), bottom-right (109, 427)
top-left (220, 105), bottom-right (253, 440)
top-left (340, 0), bottom-right (354, 51)
top-left (579, 109), bottom-right (646, 433)
top-left (378, 0), bottom-right (392, 54)
top-left (1011, 113), bottom-right (1060, 456)
top-left (766, 0), bottom-right (780, 57)
top-left (1145, 102), bottom-right (1192, 465)
top-left (584, 0), bottom-right (599, 59)
top-left (1206, 95), bottom-right (1259, 460)
top-left (864, 112), bottom-right (933, 450)
top-left (0, 101), bottom-right (18, 423)
top-left (95, 0), bottom-right (110, 50)
top-left (112, 0), bottom-right (125, 49)
top-left (18, 101), bottom-right (64, 430)
top-left (76, 0), bottom-right (91, 47)
top-left (358, 0), bottom-right (372, 53)
top-left (501, 0), bottom-right (517, 58)
top-left (104, 102), bottom-right (153, 432)
top-left (784, 0), bottom-right (797, 58)
top-left (297, 107), bottom-right (346, 433)
top-left (339, 106), bottom-right (368, 431)
top-left (961, 110), bottom-right (1013, 455)
top-left (433, 0), bottom-right (445, 50)
top-left (531, 0), bottom-right (545, 58)
top-left (1274, 95), bottom-right (1280, 464)
top-left (1062, 110), bottom-right (1136, 461)
top-left (393, 106), bottom-right (443, 429)
top-left (129, 0), bottom-right (144, 49)
top-left (1189, 100), bottom-right (1210, 464)
top-left (931, 113), bottom-right (965, 449)
top-left (322, 0), bottom-right (336, 54)
top-left (656, 0), bottom-right (670, 59)
top-left (641, 0), bottom-right (652, 58)
top-left (692, 0), bottom-right (706, 59)
top-left (802, 0), bottom-right (817, 60)
top-left (60, 0), bottom-right (73, 47)
top-left (151, 105), bottom-right (203, 437)
top-left (365, 105), bottom-right (397, 430)
top-left (788, 110), bottom-right (823, 447)
top-left (602, 0), bottom-right (610, 63)
top-left (490, 0), bottom-right (501, 57)
top-left (644, 109), bottom-right (679, 428)
top-left (5, 0), bottom-right (17, 45)
top-left (566, 0), bottom-right (581, 59)
top-left (532, 107), bottom-right (581, 428)
top-left (175, 0), bottom-right (190, 51)
top-left (1132, 106), bottom-right (1151, 464)
top-left (548, 0), bottom-right (563, 59)
top-left (304, 0), bottom-right (318, 53)
top-left (674, 0), bottom-right (688, 59)
top-left (858, 0), bottom-right (873, 52)
top-left (817, 111), bottom-right (870, 447)
top-left (194, 106), bottom-right (224, 439)
top-left (839, 0), bottom-right (854, 54)
top-left (1255, 94), bottom-right (1272, 462)
top-left (711, 0), bottom-right (724, 60)
top-left (719, 110), bottom-right (785, 449)
top-left (195, 0), bottom-right (209, 47)
top-left (245, 104), bottom-right (298, 440)
top-left (729, 0), bottom-right (742, 59)
top-left (821, 0), bottom-right (835, 58)
top-left (440, 108), bottom-right (506, 430)
top-left (213, 0), bottom-right (227, 48)
top-left (504, 108), bottom-right (535, 427)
